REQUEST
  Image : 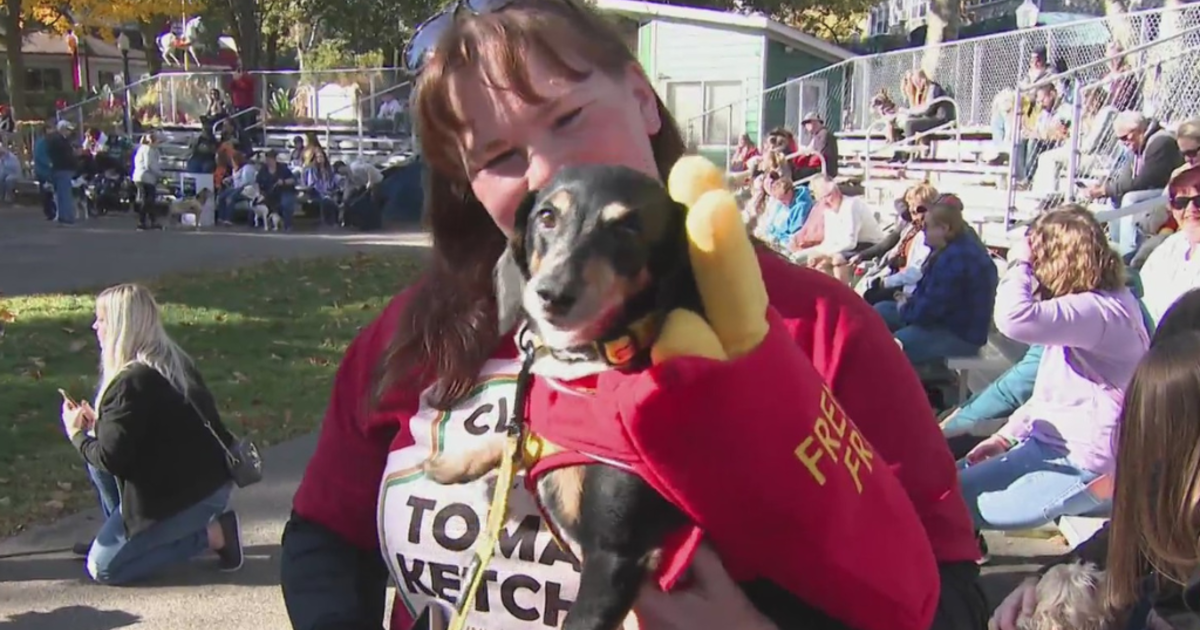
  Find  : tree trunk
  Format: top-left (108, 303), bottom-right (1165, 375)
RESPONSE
top-left (226, 0), bottom-right (261, 69)
top-left (922, 0), bottom-right (960, 77)
top-left (138, 21), bottom-right (163, 76)
top-left (3, 0), bottom-right (27, 118)
top-left (265, 32), bottom-right (278, 70)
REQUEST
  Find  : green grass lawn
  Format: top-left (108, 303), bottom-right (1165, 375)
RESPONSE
top-left (0, 252), bottom-right (423, 537)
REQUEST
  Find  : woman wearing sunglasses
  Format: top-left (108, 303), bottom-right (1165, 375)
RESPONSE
top-left (1139, 164), bottom-right (1200, 327)
top-left (279, 1), bottom-right (986, 629)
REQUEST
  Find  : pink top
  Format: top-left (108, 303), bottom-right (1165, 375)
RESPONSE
top-left (994, 262), bottom-right (1149, 474)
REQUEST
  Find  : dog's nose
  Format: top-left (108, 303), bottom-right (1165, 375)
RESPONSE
top-left (536, 288), bottom-right (578, 316)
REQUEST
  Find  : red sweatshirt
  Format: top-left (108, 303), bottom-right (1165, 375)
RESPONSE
top-left (292, 252), bottom-right (979, 628)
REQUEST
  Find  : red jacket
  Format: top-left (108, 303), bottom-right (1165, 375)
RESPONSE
top-left (293, 251), bottom-right (979, 627)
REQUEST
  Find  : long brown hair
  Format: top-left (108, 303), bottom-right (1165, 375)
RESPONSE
top-left (1028, 205), bottom-right (1125, 298)
top-left (1107, 331), bottom-right (1200, 611)
top-left (380, 0), bottom-right (687, 408)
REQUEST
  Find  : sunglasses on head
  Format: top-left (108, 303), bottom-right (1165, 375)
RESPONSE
top-left (404, 0), bottom-right (582, 72)
top-left (1170, 195), bottom-right (1200, 211)
top-left (1183, 147), bottom-right (1200, 160)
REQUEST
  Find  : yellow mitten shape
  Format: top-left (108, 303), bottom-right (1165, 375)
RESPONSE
top-left (653, 156), bottom-right (771, 364)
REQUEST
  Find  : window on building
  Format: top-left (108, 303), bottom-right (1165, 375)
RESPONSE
top-left (665, 80), bottom-right (744, 146)
top-left (98, 70), bottom-right (117, 86)
top-left (25, 68), bottom-right (64, 92)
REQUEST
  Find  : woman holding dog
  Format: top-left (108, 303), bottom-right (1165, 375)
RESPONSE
top-left (280, 1), bottom-right (986, 628)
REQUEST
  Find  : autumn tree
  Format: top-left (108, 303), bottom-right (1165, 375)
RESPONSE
top-left (2, 0), bottom-right (26, 116)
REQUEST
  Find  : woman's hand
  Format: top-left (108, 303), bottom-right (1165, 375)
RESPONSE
top-left (988, 576), bottom-right (1039, 630)
top-left (60, 400), bottom-right (94, 438)
top-left (965, 434), bottom-right (1013, 466)
top-left (1006, 237), bottom-right (1032, 265)
top-left (627, 544), bottom-right (776, 630)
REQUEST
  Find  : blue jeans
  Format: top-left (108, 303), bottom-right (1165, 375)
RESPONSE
top-left (87, 483), bottom-right (232, 585)
top-left (52, 169), bottom-right (76, 223)
top-left (957, 439), bottom-right (1108, 530)
top-left (216, 187), bottom-right (242, 223)
top-left (875, 300), bottom-right (983, 365)
top-left (277, 191), bottom-right (297, 229)
top-left (88, 463), bottom-right (120, 519)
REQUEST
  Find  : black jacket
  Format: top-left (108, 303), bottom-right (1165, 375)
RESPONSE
top-left (46, 133), bottom-right (78, 172)
top-left (1104, 119), bottom-right (1184, 202)
top-left (72, 363), bottom-right (233, 535)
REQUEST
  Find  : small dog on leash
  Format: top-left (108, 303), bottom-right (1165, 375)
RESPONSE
top-left (1021, 562), bottom-right (1110, 630)
top-left (241, 185), bottom-right (281, 231)
top-left (422, 164), bottom-right (809, 630)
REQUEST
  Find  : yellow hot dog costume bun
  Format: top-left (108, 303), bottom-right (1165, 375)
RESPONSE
top-left (652, 156), bottom-right (770, 364)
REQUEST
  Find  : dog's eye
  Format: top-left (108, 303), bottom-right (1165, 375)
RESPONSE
top-left (535, 208), bottom-right (557, 230)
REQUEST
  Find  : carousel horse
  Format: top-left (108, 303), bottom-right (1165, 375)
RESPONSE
top-left (158, 16), bottom-right (204, 67)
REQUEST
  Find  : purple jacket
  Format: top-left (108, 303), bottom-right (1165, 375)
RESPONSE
top-left (994, 262), bottom-right (1149, 474)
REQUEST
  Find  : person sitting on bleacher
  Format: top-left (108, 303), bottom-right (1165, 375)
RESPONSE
top-left (987, 288), bottom-right (1200, 630)
top-left (0, 144), bottom-right (21, 205)
top-left (1018, 84), bottom-right (1071, 185)
top-left (744, 148), bottom-right (788, 229)
top-left (758, 175), bottom-right (813, 248)
top-left (1127, 118), bottom-right (1200, 269)
top-left (901, 70), bottom-right (954, 139)
top-left (874, 194), bottom-right (997, 366)
top-left (256, 152), bottom-right (299, 231)
top-left (302, 151), bottom-right (343, 228)
top-left (1140, 164), bottom-right (1200, 326)
top-left (855, 183), bottom-right (939, 303)
top-left (1080, 111), bottom-right (1182, 234)
top-left (794, 112), bottom-right (839, 179)
top-left (1029, 88), bottom-right (1110, 196)
top-left (958, 205), bottom-right (1148, 532)
top-left (214, 152), bottom-right (256, 226)
top-left (788, 175), bottom-right (883, 271)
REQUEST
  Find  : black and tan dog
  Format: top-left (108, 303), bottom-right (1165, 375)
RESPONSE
top-left (423, 165), bottom-right (815, 630)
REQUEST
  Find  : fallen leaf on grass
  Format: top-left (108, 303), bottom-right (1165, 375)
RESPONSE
top-left (232, 371), bottom-right (250, 383)
top-left (56, 481), bottom-right (73, 491)
top-left (270, 353), bottom-right (282, 361)
top-left (44, 500), bottom-right (64, 511)
top-left (0, 478), bottom-right (8, 485)
top-left (317, 288), bottom-right (332, 295)
top-left (29, 357), bottom-right (45, 368)
top-left (0, 497), bottom-right (10, 507)
top-left (0, 308), bottom-right (15, 323)
top-left (215, 313), bottom-right (228, 322)
top-left (61, 327), bottom-right (75, 334)
top-left (68, 339), bottom-right (88, 353)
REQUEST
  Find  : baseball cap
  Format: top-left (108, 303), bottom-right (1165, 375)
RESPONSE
top-left (801, 111), bottom-right (823, 123)
top-left (56, 120), bottom-right (75, 131)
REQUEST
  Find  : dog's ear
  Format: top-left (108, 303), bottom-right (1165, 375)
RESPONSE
top-left (494, 191), bottom-right (539, 336)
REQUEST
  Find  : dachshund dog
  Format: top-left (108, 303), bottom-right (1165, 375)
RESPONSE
top-left (1021, 563), bottom-right (1111, 630)
top-left (423, 164), bottom-right (811, 630)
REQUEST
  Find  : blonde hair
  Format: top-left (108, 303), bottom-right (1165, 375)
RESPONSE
top-left (904, 183), bottom-right (939, 210)
top-left (1177, 118), bottom-right (1200, 143)
top-left (1028, 205), bottom-right (1125, 298)
top-left (94, 284), bottom-right (195, 408)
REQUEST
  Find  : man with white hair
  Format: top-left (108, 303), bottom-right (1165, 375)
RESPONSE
top-left (1082, 110), bottom-right (1182, 253)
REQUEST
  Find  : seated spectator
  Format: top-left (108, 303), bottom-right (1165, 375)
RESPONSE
top-left (759, 176), bottom-right (812, 248)
top-left (874, 194), bottom-right (997, 366)
top-left (988, 288), bottom-right (1200, 630)
top-left (744, 148), bottom-right (787, 229)
top-left (1080, 111), bottom-right (1183, 254)
top-left (1103, 42), bottom-right (1139, 112)
top-left (985, 89), bottom-right (1017, 165)
top-left (302, 151), bottom-right (343, 227)
top-left (185, 129), bottom-right (218, 175)
top-left (1141, 164), bottom-right (1200, 325)
top-left (1030, 88), bottom-right (1109, 196)
top-left (256, 152), bottom-right (298, 230)
top-left (287, 135), bottom-right (306, 171)
top-left (1019, 84), bottom-right (1071, 184)
top-left (789, 175), bottom-right (883, 270)
top-left (794, 112), bottom-right (839, 179)
top-left (729, 133), bottom-right (759, 172)
top-left (377, 93), bottom-right (403, 120)
top-left (871, 90), bottom-right (901, 143)
top-left (856, 183), bottom-right (939, 302)
top-left (0, 144), bottom-right (21, 204)
top-left (301, 132), bottom-right (328, 168)
top-left (902, 70), bottom-right (955, 138)
top-left (958, 205), bottom-right (1149, 531)
top-left (1128, 118), bottom-right (1200, 269)
top-left (215, 153), bottom-right (256, 225)
top-left (61, 283), bottom-right (243, 584)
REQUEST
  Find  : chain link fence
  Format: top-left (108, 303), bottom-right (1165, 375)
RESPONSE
top-left (683, 3), bottom-right (1200, 163)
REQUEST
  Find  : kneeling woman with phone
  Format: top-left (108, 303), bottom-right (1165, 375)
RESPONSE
top-left (59, 283), bottom-right (243, 584)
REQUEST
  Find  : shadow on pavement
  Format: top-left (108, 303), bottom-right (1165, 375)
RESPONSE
top-left (0, 544), bottom-right (280, 588)
top-left (0, 605), bottom-right (141, 629)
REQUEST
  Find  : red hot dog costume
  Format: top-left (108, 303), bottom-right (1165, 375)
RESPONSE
top-left (517, 308), bottom-right (940, 630)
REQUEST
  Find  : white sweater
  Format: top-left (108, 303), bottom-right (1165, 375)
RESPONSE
top-left (814, 196), bottom-right (886, 256)
top-left (1140, 231), bottom-right (1200, 325)
top-left (131, 145), bottom-right (163, 185)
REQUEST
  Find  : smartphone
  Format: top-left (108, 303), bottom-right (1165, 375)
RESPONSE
top-left (57, 388), bottom-right (77, 406)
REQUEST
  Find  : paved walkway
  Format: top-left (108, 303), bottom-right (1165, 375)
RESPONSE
top-left (0, 205), bottom-right (1066, 628)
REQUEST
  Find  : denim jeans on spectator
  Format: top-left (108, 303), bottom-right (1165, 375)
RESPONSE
top-left (956, 439), bottom-right (1108, 530)
top-left (37, 177), bottom-right (56, 219)
top-left (317, 197), bottom-right (339, 226)
top-left (0, 172), bottom-right (18, 201)
top-left (87, 483), bottom-right (232, 585)
top-left (875, 300), bottom-right (983, 365)
top-left (277, 191), bottom-right (297, 230)
top-left (52, 170), bottom-right (76, 223)
top-left (88, 464), bottom-right (120, 519)
top-left (215, 187), bottom-right (242, 223)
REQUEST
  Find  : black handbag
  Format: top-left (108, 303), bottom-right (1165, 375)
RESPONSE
top-left (190, 398), bottom-right (263, 488)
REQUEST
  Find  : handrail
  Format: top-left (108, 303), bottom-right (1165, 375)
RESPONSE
top-left (57, 74), bottom-right (161, 121)
top-left (860, 97), bottom-right (963, 178)
top-left (321, 80), bottom-right (412, 158)
top-left (212, 106), bottom-right (263, 136)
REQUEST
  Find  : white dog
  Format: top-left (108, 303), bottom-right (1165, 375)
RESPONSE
top-left (240, 184), bottom-right (278, 231)
top-left (1020, 562), bottom-right (1110, 630)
